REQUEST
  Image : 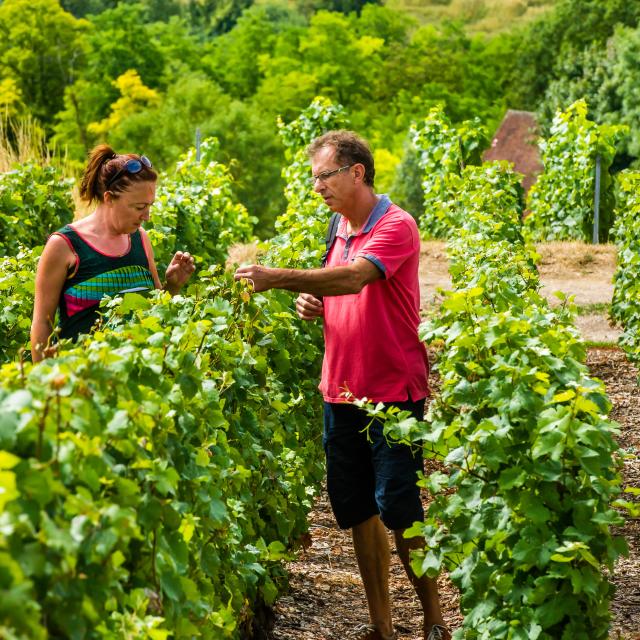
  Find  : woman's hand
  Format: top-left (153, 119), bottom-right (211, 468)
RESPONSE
top-left (296, 293), bottom-right (323, 321)
top-left (165, 251), bottom-right (195, 294)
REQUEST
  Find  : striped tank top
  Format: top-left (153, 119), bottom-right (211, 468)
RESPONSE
top-left (53, 225), bottom-right (155, 340)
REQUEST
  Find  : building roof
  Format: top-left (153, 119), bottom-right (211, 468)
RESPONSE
top-left (483, 109), bottom-right (543, 194)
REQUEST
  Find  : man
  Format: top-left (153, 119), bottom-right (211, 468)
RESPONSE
top-left (234, 131), bottom-right (450, 640)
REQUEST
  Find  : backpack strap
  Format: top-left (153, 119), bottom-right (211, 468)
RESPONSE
top-left (321, 212), bottom-right (341, 267)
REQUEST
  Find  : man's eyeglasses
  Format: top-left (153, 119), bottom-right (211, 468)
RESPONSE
top-left (105, 155), bottom-right (153, 190)
top-left (309, 164), bottom-right (352, 185)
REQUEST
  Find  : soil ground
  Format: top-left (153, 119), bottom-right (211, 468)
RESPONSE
top-left (267, 242), bottom-right (639, 640)
top-left (420, 240), bottom-right (622, 343)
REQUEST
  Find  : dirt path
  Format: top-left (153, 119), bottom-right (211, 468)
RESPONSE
top-left (588, 348), bottom-right (640, 640)
top-left (269, 348), bottom-right (640, 640)
top-left (267, 242), bottom-right (639, 640)
top-left (420, 241), bottom-right (622, 343)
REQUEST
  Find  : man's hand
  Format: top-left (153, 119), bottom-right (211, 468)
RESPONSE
top-left (296, 293), bottom-right (323, 321)
top-left (165, 251), bottom-right (195, 294)
top-left (234, 264), bottom-right (275, 292)
top-left (234, 257), bottom-right (381, 297)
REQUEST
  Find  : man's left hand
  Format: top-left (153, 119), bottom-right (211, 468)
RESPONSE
top-left (234, 264), bottom-right (274, 292)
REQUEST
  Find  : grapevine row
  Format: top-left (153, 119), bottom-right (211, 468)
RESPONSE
top-left (0, 99), bottom-right (345, 638)
top-left (0, 275), bottom-right (324, 639)
top-left (381, 161), bottom-right (624, 639)
top-left (611, 171), bottom-right (640, 379)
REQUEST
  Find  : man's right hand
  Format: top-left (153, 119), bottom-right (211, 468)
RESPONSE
top-left (296, 293), bottom-right (323, 321)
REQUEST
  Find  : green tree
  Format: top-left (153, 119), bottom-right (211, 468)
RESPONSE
top-left (0, 78), bottom-right (25, 119)
top-left (53, 5), bottom-right (198, 158)
top-left (299, 11), bottom-right (384, 108)
top-left (542, 24), bottom-right (640, 160)
top-left (60, 0), bottom-right (117, 17)
top-left (354, 3), bottom-right (412, 44)
top-left (84, 4), bottom-right (167, 96)
top-left (88, 69), bottom-right (161, 140)
top-left (508, 0), bottom-right (640, 109)
top-left (296, 0), bottom-right (380, 16)
top-left (100, 71), bottom-right (229, 166)
top-left (203, 4), bottom-right (305, 100)
top-left (0, 0), bottom-right (89, 130)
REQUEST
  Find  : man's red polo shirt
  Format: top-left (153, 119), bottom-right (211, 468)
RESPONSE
top-left (319, 196), bottom-right (430, 403)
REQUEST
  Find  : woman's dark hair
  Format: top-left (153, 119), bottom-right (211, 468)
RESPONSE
top-left (79, 143), bottom-right (157, 204)
top-left (307, 130), bottom-right (375, 187)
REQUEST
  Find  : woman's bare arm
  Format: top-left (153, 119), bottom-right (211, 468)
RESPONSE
top-left (31, 236), bottom-right (75, 362)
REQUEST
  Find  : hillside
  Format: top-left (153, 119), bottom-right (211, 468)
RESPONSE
top-left (384, 0), bottom-right (557, 33)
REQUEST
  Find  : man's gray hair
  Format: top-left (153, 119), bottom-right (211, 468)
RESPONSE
top-left (307, 130), bottom-right (375, 187)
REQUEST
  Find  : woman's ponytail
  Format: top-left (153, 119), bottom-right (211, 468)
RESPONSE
top-left (79, 144), bottom-right (116, 204)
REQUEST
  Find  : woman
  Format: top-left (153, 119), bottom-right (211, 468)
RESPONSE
top-left (31, 144), bottom-right (195, 362)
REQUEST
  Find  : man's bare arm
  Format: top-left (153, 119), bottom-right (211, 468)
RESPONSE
top-left (234, 257), bottom-right (382, 295)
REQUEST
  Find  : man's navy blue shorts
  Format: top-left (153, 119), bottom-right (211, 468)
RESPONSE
top-left (323, 398), bottom-right (425, 531)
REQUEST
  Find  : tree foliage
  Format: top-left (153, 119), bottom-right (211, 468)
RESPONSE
top-left (0, 0), bottom-right (89, 130)
top-left (540, 23), bottom-right (640, 160)
top-left (0, 0), bottom-right (515, 233)
top-left (508, 0), bottom-right (640, 110)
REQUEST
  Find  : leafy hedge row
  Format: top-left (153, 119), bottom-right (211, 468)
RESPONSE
top-left (0, 163), bottom-right (74, 256)
top-left (411, 100), bottom-right (628, 244)
top-left (0, 247), bottom-right (41, 363)
top-left (384, 162), bottom-right (625, 639)
top-left (410, 105), bottom-right (487, 239)
top-left (0, 140), bottom-right (255, 365)
top-left (0, 96), bottom-right (348, 637)
top-left (0, 272), bottom-right (324, 639)
top-left (611, 171), bottom-right (640, 375)
top-left (525, 99), bottom-right (625, 243)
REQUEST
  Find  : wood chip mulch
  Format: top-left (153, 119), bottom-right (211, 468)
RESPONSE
top-left (267, 347), bottom-right (640, 640)
top-left (588, 347), bottom-right (640, 640)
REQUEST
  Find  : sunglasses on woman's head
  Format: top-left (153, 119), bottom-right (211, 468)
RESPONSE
top-left (105, 155), bottom-right (152, 190)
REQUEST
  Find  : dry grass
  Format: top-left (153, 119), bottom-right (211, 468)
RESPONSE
top-left (383, 0), bottom-right (557, 33)
top-left (535, 241), bottom-right (617, 277)
top-left (225, 241), bottom-right (262, 270)
top-left (0, 116), bottom-right (51, 172)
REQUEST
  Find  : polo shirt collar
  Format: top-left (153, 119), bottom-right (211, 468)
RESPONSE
top-left (338, 194), bottom-right (392, 238)
top-left (363, 194), bottom-right (392, 233)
